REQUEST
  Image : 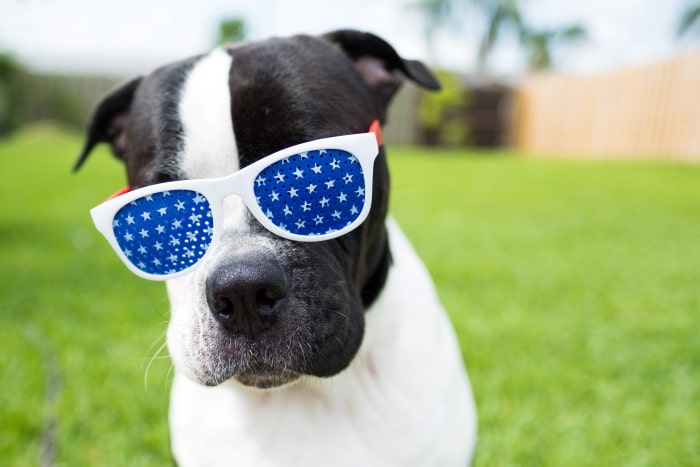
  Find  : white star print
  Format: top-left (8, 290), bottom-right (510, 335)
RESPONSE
top-left (338, 192), bottom-right (348, 202)
top-left (331, 210), bottom-right (342, 219)
top-left (301, 201), bottom-right (311, 212)
top-left (295, 220), bottom-right (306, 229)
top-left (325, 179), bottom-right (335, 189)
top-left (193, 194), bottom-right (206, 204)
top-left (355, 187), bottom-right (365, 197)
top-left (124, 232), bottom-right (134, 242)
top-left (270, 191), bottom-right (280, 201)
top-left (168, 253), bottom-right (178, 263)
top-left (172, 219), bottom-right (182, 229)
top-left (189, 213), bottom-right (201, 224)
top-left (113, 219), bottom-right (120, 227)
top-left (141, 211), bottom-right (151, 220)
top-left (126, 214), bottom-right (135, 224)
top-left (306, 183), bottom-right (317, 193)
top-left (154, 241), bottom-right (163, 251)
top-left (293, 168), bottom-right (304, 179)
top-left (311, 163), bottom-right (322, 174)
top-left (274, 171), bottom-right (285, 183)
top-left (344, 173), bottom-right (353, 184)
top-left (156, 225), bottom-right (165, 234)
top-left (330, 159), bottom-right (340, 170)
top-left (139, 228), bottom-right (149, 238)
top-left (283, 205), bottom-right (293, 216)
top-left (186, 232), bottom-right (198, 242)
top-left (350, 205), bottom-right (359, 215)
top-left (169, 236), bottom-right (180, 246)
top-left (314, 215), bottom-right (324, 225)
top-left (158, 207), bottom-right (167, 216)
top-left (138, 245), bottom-right (147, 254)
top-left (175, 201), bottom-right (186, 211)
top-left (255, 175), bottom-right (267, 186)
top-left (266, 209), bottom-right (274, 219)
top-left (288, 187), bottom-right (299, 198)
top-left (320, 197), bottom-right (330, 207)
top-left (152, 258), bottom-right (161, 266)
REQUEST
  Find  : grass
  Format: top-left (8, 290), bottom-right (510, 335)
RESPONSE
top-left (1, 123), bottom-right (699, 465)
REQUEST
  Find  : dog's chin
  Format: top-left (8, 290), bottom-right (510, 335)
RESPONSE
top-left (234, 366), bottom-right (302, 390)
top-left (190, 362), bottom-right (302, 389)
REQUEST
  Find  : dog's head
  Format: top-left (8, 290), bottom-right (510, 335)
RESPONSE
top-left (76, 30), bottom-right (439, 389)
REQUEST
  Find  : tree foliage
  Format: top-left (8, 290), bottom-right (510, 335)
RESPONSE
top-left (0, 53), bottom-right (27, 135)
top-left (215, 17), bottom-right (247, 46)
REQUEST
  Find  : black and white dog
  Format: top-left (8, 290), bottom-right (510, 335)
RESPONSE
top-left (76, 30), bottom-right (476, 466)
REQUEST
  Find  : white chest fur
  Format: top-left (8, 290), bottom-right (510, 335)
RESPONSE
top-left (169, 218), bottom-right (477, 466)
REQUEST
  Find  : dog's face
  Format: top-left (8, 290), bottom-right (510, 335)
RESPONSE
top-left (76, 30), bottom-right (439, 389)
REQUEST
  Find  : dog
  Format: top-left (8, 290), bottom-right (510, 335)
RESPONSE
top-left (75, 30), bottom-right (477, 466)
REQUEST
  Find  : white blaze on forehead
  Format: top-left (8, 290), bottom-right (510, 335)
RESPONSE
top-left (178, 48), bottom-right (239, 179)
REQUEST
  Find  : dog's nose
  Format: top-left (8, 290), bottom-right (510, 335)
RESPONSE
top-left (206, 255), bottom-right (288, 337)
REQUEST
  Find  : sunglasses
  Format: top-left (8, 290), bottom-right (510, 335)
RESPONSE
top-left (91, 121), bottom-right (382, 280)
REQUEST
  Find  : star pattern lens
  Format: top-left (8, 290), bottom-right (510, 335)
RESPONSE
top-left (112, 190), bottom-right (213, 275)
top-left (253, 149), bottom-right (366, 236)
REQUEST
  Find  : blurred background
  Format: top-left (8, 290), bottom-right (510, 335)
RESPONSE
top-left (1, 1), bottom-right (699, 466)
top-left (1, 0), bottom-right (699, 158)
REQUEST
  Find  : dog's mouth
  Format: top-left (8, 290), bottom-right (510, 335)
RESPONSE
top-left (233, 364), bottom-right (302, 389)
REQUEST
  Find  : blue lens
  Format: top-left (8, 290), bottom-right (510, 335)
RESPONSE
top-left (253, 149), bottom-right (367, 237)
top-left (112, 190), bottom-right (214, 275)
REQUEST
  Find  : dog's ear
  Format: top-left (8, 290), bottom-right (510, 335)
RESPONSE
top-left (323, 30), bottom-right (440, 112)
top-left (73, 77), bottom-right (142, 172)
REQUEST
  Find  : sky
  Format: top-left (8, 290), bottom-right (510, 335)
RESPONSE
top-left (0, 0), bottom-right (698, 78)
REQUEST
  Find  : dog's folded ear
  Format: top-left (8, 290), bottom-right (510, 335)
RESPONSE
top-left (323, 30), bottom-right (441, 114)
top-left (73, 77), bottom-right (142, 172)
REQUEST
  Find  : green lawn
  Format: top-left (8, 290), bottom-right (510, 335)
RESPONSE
top-left (2, 124), bottom-right (699, 466)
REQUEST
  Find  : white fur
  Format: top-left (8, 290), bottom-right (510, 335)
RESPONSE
top-left (169, 217), bottom-right (478, 466)
top-left (179, 48), bottom-right (239, 180)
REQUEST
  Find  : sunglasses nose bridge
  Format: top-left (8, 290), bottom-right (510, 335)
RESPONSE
top-left (218, 193), bottom-right (252, 233)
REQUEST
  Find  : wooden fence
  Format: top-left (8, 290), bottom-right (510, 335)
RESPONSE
top-left (514, 49), bottom-right (700, 161)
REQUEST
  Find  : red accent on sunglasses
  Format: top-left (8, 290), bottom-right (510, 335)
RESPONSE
top-left (107, 186), bottom-right (131, 200)
top-left (369, 119), bottom-right (383, 146)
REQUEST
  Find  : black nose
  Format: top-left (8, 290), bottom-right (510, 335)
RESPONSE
top-left (206, 255), bottom-right (288, 337)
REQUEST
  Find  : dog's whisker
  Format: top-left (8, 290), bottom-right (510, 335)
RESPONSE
top-left (143, 328), bottom-right (168, 360)
top-left (144, 340), bottom-right (169, 390)
top-left (164, 363), bottom-right (176, 393)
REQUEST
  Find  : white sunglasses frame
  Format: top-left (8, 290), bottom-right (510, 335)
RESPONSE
top-left (90, 131), bottom-right (379, 280)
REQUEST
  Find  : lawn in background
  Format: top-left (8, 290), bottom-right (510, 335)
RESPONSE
top-left (1, 124), bottom-right (699, 465)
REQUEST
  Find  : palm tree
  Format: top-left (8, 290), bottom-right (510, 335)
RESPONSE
top-left (475, 0), bottom-right (522, 70)
top-left (411, 0), bottom-right (586, 72)
top-left (677, 4), bottom-right (700, 38)
top-left (520, 25), bottom-right (587, 70)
